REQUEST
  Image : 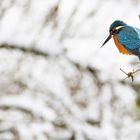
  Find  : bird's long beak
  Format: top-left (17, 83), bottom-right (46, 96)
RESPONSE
top-left (101, 33), bottom-right (112, 48)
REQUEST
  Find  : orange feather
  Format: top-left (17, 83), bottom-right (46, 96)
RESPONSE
top-left (113, 36), bottom-right (132, 55)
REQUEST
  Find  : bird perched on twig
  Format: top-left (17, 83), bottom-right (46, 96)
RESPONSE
top-left (101, 20), bottom-right (140, 81)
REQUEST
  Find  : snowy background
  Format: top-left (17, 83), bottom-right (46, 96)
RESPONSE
top-left (0, 0), bottom-right (140, 140)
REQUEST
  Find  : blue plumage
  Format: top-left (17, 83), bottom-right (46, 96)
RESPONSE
top-left (101, 20), bottom-right (140, 59)
top-left (109, 20), bottom-right (127, 32)
top-left (118, 26), bottom-right (140, 54)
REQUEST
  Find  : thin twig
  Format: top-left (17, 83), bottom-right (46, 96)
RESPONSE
top-left (120, 68), bottom-right (128, 75)
top-left (120, 68), bottom-right (140, 82)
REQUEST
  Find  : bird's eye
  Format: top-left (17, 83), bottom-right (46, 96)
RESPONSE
top-left (110, 28), bottom-right (116, 34)
top-left (112, 27), bottom-right (117, 32)
top-left (111, 26), bottom-right (124, 34)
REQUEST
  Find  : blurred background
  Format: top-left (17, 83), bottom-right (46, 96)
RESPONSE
top-left (0, 0), bottom-right (140, 140)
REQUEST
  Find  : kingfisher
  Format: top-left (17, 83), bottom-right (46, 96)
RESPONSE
top-left (101, 20), bottom-right (140, 60)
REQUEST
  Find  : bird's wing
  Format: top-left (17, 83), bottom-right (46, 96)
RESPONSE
top-left (118, 26), bottom-right (140, 52)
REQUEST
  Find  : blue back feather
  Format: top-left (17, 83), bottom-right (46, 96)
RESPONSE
top-left (118, 26), bottom-right (140, 55)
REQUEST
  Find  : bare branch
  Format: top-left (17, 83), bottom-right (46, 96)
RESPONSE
top-left (120, 68), bottom-right (140, 82)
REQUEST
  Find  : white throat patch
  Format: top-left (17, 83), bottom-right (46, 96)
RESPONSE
top-left (115, 26), bottom-right (124, 30)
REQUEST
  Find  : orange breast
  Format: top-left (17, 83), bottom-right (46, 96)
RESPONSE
top-left (113, 36), bottom-right (132, 55)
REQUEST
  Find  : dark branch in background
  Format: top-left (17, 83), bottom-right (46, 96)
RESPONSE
top-left (0, 43), bottom-right (102, 95)
top-left (0, 44), bottom-right (49, 57)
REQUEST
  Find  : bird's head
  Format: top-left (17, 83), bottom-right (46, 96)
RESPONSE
top-left (101, 20), bottom-right (127, 47)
